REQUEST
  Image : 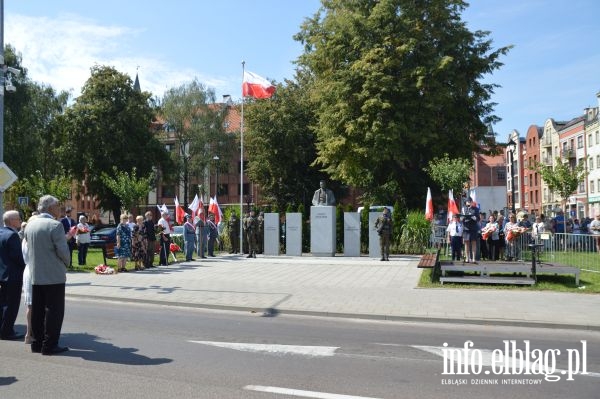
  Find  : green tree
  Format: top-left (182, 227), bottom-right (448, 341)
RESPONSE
top-left (424, 153), bottom-right (472, 195)
top-left (295, 0), bottom-right (510, 206)
top-left (101, 167), bottom-right (155, 217)
top-left (58, 65), bottom-right (173, 221)
top-left (3, 45), bottom-right (69, 180)
top-left (245, 77), bottom-right (321, 211)
top-left (536, 158), bottom-right (588, 231)
top-left (159, 79), bottom-right (233, 206)
top-left (7, 170), bottom-right (72, 217)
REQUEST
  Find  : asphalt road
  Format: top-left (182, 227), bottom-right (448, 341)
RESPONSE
top-left (1, 299), bottom-right (599, 399)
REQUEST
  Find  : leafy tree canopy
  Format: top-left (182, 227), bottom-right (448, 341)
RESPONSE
top-left (424, 153), bottom-right (472, 195)
top-left (294, 0), bottom-right (510, 207)
top-left (101, 167), bottom-right (155, 218)
top-left (245, 76), bottom-right (323, 210)
top-left (158, 79), bottom-right (234, 205)
top-left (58, 65), bottom-right (173, 220)
top-left (535, 158), bottom-right (588, 204)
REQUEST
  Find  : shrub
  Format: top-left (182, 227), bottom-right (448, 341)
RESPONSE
top-left (398, 210), bottom-right (431, 254)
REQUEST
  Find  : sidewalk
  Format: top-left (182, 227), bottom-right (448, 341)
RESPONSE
top-left (65, 254), bottom-right (600, 331)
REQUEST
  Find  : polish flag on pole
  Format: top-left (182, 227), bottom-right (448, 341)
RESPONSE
top-left (242, 71), bottom-right (276, 99)
top-left (197, 195), bottom-right (205, 221)
top-left (447, 189), bottom-right (460, 223)
top-left (425, 187), bottom-right (434, 221)
top-left (188, 194), bottom-right (199, 215)
top-left (470, 189), bottom-right (479, 209)
top-left (174, 196), bottom-right (186, 225)
top-left (208, 196), bottom-right (223, 225)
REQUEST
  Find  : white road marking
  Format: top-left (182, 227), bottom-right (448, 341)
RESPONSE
top-left (189, 340), bottom-right (338, 357)
top-left (412, 345), bottom-right (600, 378)
top-left (243, 385), bottom-right (382, 399)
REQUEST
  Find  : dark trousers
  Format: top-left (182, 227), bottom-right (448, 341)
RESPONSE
top-left (145, 240), bottom-right (156, 267)
top-left (0, 281), bottom-right (23, 337)
top-left (159, 235), bottom-right (170, 265)
top-left (31, 283), bottom-right (65, 350)
top-left (208, 237), bottom-right (216, 256)
top-left (450, 236), bottom-right (463, 261)
top-left (78, 243), bottom-right (89, 265)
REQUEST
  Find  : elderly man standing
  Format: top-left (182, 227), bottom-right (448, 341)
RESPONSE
top-left (25, 195), bottom-right (74, 355)
top-left (0, 210), bottom-right (26, 340)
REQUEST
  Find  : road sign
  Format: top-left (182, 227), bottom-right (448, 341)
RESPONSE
top-left (0, 162), bottom-right (17, 192)
top-left (18, 196), bottom-right (29, 206)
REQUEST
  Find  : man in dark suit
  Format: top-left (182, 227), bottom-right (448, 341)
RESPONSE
top-left (25, 195), bottom-right (73, 355)
top-left (143, 211), bottom-right (156, 268)
top-left (60, 208), bottom-right (76, 268)
top-left (0, 210), bottom-right (26, 340)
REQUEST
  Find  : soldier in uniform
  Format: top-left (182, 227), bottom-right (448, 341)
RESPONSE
top-left (257, 211), bottom-right (265, 254)
top-left (244, 210), bottom-right (258, 258)
top-left (227, 213), bottom-right (240, 254)
top-left (374, 207), bottom-right (393, 261)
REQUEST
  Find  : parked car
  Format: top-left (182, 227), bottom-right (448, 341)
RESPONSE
top-left (90, 226), bottom-right (117, 248)
top-left (171, 225), bottom-right (184, 238)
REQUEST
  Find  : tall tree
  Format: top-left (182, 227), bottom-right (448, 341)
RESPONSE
top-left (3, 45), bottom-right (69, 180)
top-left (424, 153), bottom-right (472, 195)
top-left (159, 79), bottom-right (233, 206)
top-left (295, 0), bottom-right (510, 207)
top-left (101, 167), bottom-right (155, 215)
top-left (536, 157), bottom-right (588, 214)
top-left (59, 65), bottom-right (173, 221)
top-left (245, 77), bottom-right (322, 210)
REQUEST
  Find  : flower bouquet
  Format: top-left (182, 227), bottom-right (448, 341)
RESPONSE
top-left (506, 226), bottom-right (527, 242)
top-left (482, 225), bottom-right (496, 240)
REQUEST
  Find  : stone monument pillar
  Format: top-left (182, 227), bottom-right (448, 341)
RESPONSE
top-left (263, 213), bottom-right (280, 256)
top-left (343, 212), bottom-right (360, 257)
top-left (285, 212), bottom-right (302, 256)
top-left (310, 206), bottom-right (336, 256)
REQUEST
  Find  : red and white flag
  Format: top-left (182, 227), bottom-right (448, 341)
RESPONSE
top-left (469, 189), bottom-right (479, 209)
top-left (197, 195), bottom-right (205, 221)
top-left (425, 187), bottom-right (434, 221)
top-left (188, 194), bottom-right (199, 215)
top-left (208, 196), bottom-right (223, 225)
top-left (242, 70), bottom-right (276, 99)
top-left (447, 189), bottom-right (459, 222)
top-left (174, 196), bottom-right (186, 225)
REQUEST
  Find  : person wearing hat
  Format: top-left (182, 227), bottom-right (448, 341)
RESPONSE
top-left (461, 197), bottom-right (480, 263)
top-left (183, 214), bottom-right (196, 262)
top-left (374, 207), bottom-right (393, 261)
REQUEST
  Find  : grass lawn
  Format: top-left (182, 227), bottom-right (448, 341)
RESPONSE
top-left (418, 266), bottom-right (600, 293)
top-left (67, 247), bottom-right (181, 272)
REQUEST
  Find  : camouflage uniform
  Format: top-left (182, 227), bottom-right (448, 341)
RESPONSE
top-left (227, 214), bottom-right (240, 254)
top-left (374, 208), bottom-right (393, 261)
top-left (244, 211), bottom-right (258, 258)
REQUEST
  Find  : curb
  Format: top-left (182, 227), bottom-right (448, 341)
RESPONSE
top-left (66, 293), bottom-right (600, 332)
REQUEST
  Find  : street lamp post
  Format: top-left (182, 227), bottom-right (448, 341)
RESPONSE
top-left (213, 155), bottom-right (219, 202)
top-left (507, 138), bottom-right (518, 215)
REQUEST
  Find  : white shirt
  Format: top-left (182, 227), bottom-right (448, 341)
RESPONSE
top-left (158, 217), bottom-right (172, 234)
top-left (446, 221), bottom-right (463, 237)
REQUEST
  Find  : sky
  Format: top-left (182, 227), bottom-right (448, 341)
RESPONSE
top-left (4, 0), bottom-right (600, 141)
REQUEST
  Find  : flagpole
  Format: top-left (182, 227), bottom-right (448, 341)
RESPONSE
top-left (240, 61), bottom-right (245, 254)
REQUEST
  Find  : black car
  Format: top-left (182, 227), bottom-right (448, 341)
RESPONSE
top-left (90, 226), bottom-right (117, 248)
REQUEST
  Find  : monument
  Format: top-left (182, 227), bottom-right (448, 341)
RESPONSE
top-left (310, 180), bottom-right (336, 256)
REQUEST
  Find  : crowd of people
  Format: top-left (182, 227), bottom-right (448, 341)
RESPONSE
top-left (442, 200), bottom-right (600, 263)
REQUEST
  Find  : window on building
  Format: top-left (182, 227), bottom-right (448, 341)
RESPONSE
top-left (161, 186), bottom-right (175, 198)
top-left (596, 131), bottom-right (599, 145)
top-left (591, 180), bottom-right (595, 194)
top-left (165, 143), bottom-right (175, 152)
top-left (543, 188), bottom-right (548, 202)
top-left (496, 169), bottom-right (506, 181)
top-left (591, 157), bottom-right (595, 171)
top-left (575, 137), bottom-right (581, 149)
top-left (535, 190), bottom-right (538, 203)
top-left (578, 180), bottom-right (585, 193)
top-left (589, 134), bottom-right (593, 147)
top-left (597, 155), bottom-right (600, 168)
top-left (217, 183), bottom-right (229, 196)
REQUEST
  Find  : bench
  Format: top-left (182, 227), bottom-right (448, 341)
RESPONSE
top-left (101, 243), bottom-right (117, 265)
top-left (440, 261), bottom-right (535, 285)
top-left (418, 249), bottom-right (441, 269)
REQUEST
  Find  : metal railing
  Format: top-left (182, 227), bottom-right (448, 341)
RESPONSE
top-left (430, 225), bottom-right (600, 272)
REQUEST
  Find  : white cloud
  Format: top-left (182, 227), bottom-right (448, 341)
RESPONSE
top-left (5, 13), bottom-right (234, 100)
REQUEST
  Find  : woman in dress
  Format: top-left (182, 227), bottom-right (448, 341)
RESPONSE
top-left (115, 214), bottom-right (132, 272)
top-left (131, 215), bottom-right (146, 270)
top-left (482, 215), bottom-right (499, 261)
